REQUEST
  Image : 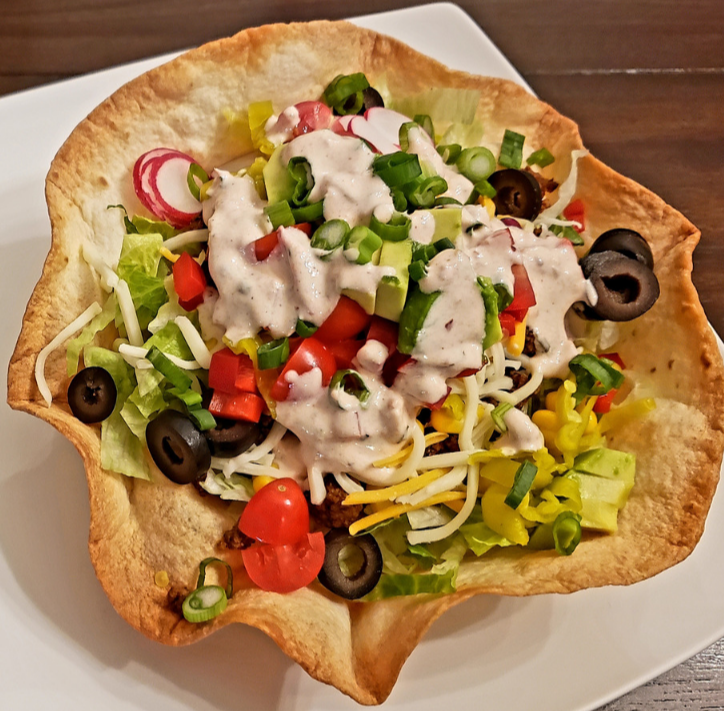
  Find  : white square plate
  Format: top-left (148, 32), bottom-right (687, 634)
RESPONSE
top-left (1, 3), bottom-right (722, 710)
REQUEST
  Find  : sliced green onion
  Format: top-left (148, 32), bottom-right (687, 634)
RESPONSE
top-left (456, 147), bottom-right (496, 182)
top-left (329, 369), bottom-right (371, 408)
top-left (433, 237), bottom-right (455, 253)
top-left (495, 283), bottom-right (514, 311)
top-left (390, 187), bottom-right (408, 212)
top-left (408, 260), bottom-right (428, 282)
top-left (552, 511), bottom-right (582, 556)
top-left (498, 129), bottom-right (526, 169)
top-left (504, 461), bottom-right (538, 509)
top-left (473, 179), bottom-right (497, 199)
top-left (169, 387), bottom-right (203, 408)
top-left (344, 226), bottom-right (382, 265)
top-left (146, 347), bottom-right (192, 391)
top-left (257, 337), bottom-right (290, 370)
top-left (397, 285), bottom-right (441, 354)
top-left (434, 196), bottom-right (462, 207)
top-left (197, 557), bottom-right (234, 597)
top-left (108, 204), bottom-right (138, 234)
top-left (296, 319), bottom-right (318, 337)
top-left (310, 219), bottom-right (350, 252)
top-left (187, 163), bottom-right (210, 201)
top-left (398, 122), bottom-right (417, 152)
top-left (491, 402), bottom-right (514, 433)
top-left (291, 200), bottom-right (324, 223)
top-left (188, 407), bottom-right (217, 431)
top-left (373, 152), bottom-right (422, 188)
top-left (264, 201), bottom-right (295, 230)
top-left (411, 242), bottom-right (438, 264)
top-left (526, 147), bottom-right (555, 168)
top-left (322, 73), bottom-right (370, 115)
top-left (436, 144), bottom-right (462, 165)
top-left (403, 175), bottom-right (448, 209)
top-left (569, 353), bottom-right (625, 402)
top-left (287, 157), bottom-right (314, 206)
top-left (369, 212), bottom-right (411, 242)
top-left (551, 222), bottom-right (584, 246)
top-left (413, 114), bottom-right (435, 141)
top-left (182, 585), bottom-right (228, 623)
top-left (476, 276), bottom-right (504, 350)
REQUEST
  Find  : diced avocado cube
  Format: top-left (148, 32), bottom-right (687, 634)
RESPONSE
top-left (579, 499), bottom-right (620, 533)
top-left (342, 248), bottom-right (382, 315)
top-left (262, 145), bottom-right (294, 205)
top-left (573, 448), bottom-right (635, 494)
top-left (375, 239), bottom-right (413, 322)
top-left (569, 472), bottom-right (629, 508)
top-left (432, 207), bottom-right (462, 242)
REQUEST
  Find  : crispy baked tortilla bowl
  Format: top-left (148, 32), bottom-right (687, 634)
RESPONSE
top-left (7, 20), bottom-right (724, 706)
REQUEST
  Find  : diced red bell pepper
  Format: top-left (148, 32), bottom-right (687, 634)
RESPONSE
top-left (456, 367), bottom-right (481, 378)
top-left (600, 352), bottom-right (626, 370)
top-left (325, 339), bottom-right (363, 370)
top-left (593, 388), bottom-right (617, 414)
top-left (562, 199), bottom-right (586, 233)
top-left (499, 312), bottom-right (517, 338)
top-left (254, 230), bottom-right (280, 261)
top-left (503, 264), bottom-right (536, 322)
top-left (366, 315), bottom-right (399, 355)
top-left (270, 338), bottom-right (337, 402)
top-left (173, 252), bottom-right (206, 311)
top-left (209, 349), bottom-right (257, 394)
top-left (314, 296), bottom-right (371, 342)
top-left (208, 390), bottom-right (265, 422)
top-left (294, 222), bottom-right (313, 237)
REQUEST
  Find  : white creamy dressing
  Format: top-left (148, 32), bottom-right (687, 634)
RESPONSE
top-left (283, 130), bottom-right (393, 226)
top-left (264, 106), bottom-right (300, 147)
top-left (396, 250), bottom-right (485, 405)
top-left (204, 111), bottom-right (593, 491)
top-left (405, 126), bottom-right (473, 203)
top-left (493, 407), bottom-right (545, 454)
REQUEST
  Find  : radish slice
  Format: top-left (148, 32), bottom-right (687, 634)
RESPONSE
top-left (133, 148), bottom-right (204, 227)
top-left (348, 115), bottom-right (399, 155)
top-left (331, 115), bottom-right (355, 137)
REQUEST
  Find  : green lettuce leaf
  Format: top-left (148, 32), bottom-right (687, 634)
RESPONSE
top-left (144, 322), bottom-right (195, 360)
top-left (66, 293), bottom-right (117, 376)
top-left (101, 410), bottom-right (151, 480)
top-left (364, 568), bottom-right (457, 600)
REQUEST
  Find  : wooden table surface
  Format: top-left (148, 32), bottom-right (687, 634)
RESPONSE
top-left (2, 1), bottom-right (723, 708)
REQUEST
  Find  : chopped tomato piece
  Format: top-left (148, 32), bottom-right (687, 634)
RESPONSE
top-left (241, 531), bottom-right (325, 593)
top-left (600, 352), bottom-right (626, 370)
top-left (254, 230), bottom-right (280, 261)
top-left (294, 222), bottom-right (313, 237)
top-left (314, 296), bottom-right (371, 342)
top-left (239, 478), bottom-right (310, 546)
top-left (503, 264), bottom-right (536, 321)
top-left (172, 252), bottom-right (206, 311)
top-left (382, 351), bottom-right (412, 388)
top-left (325, 339), bottom-right (363, 370)
top-left (293, 101), bottom-right (333, 136)
top-left (208, 390), bottom-right (264, 422)
top-left (562, 199), bottom-right (586, 233)
top-left (429, 387), bottom-right (452, 410)
top-left (209, 349), bottom-right (257, 394)
top-left (366, 315), bottom-right (399, 355)
top-left (456, 367), bottom-right (480, 378)
top-left (270, 338), bottom-right (337, 401)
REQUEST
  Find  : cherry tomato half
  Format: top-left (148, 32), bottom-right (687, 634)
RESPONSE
top-left (239, 478), bottom-right (309, 546)
top-left (314, 296), bottom-right (371, 342)
top-left (241, 531), bottom-right (325, 593)
top-left (503, 264), bottom-right (537, 321)
top-left (293, 101), bottom-right (333, 136)
top-left (270, 338), bottom-right (337, 401)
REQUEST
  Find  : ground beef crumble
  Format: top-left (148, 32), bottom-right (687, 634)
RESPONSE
top-left (309, 476), bottom-right (364, 529)
top-left (424, 432), bottom-right (459, 456)
top-left (219, 522), bottom-right (255, 550)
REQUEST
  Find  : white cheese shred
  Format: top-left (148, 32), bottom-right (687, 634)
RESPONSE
top-left (386, 423), bottom-right (426, 484)
top-left (82, 242), bottom-right (119, 292)
top-left (538, 149), bottom-right (589, 224)
top-left (115, 279), bottom-right (144, 347)
top-left (174, 316), bottom-right (212, 369)
top-left (397, 465), bottom-right (468, 506)
top-left (490, 368), bottom-right (544, 406)
top-left (223, 421), bottom-right (287, 476)
top-left (334, 472), bottom-right (365, 494)
top-left (406, 462), bottom-right (480, 545)
top-left (418, 450), bottom-right (476, 470)
top-left (163, 229), bottom-right (209, 252)
top-left (35, 302), bottom-right (103, 406)
top-left (459, 375), bottom-right (479, 451)
top-left (117, 343), bottom-right (200, 370)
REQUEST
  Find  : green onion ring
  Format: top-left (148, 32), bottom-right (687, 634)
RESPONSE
top-left (369, 212), bottom-right (411, 242)
top-left (373, 152), bottom-right (422, 188)
top-left (344, 226), bottom-right (382, 265)
top-left (146, 347), bottom-right (193, 392)
top-left (264, 201), bottom-right (295, 230)
top-left (187, 163), bottom-right (210, 201)
top-left (329, 369), bottom-right (371, 408)
top-left (498, 129), bottom-right (526, 170)
top-left (491, 401), bottom-right (514, 433)
top-left (552, 511), bottom-right (582, 556)
top-left (526, 147), bottom-right (555, 168)
top-left (456, 147), bottom-right (496, 182)
top-left (296, 319), bottom-right (319, 337)
top-left (310, 219), bottom-right (350, 252)
top-left (504, 461), bottom-right (539, 509)
top-left (257, 337), bottom-right (290, 370)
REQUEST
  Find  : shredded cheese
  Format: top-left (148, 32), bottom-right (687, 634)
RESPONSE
top-left (343, 468), bottom-right (447, 506)
top-left (82, 242), bottom-right (119, 291)
top-left (333, 472), bottom-right (364, 494)
top-left (162, 228), bottom-right (209, 252)
top-left (174, 316), bottom-right (212, 369)
top-left (222, 421), bottom-right (287, 476)
top-left (459, 375), bottom-right (479, 451)
top-left (398, 465), bottom-right (468, 506)
top-left (34, 302), bottom-right (103, 406)
top-left (115, 279), bottom-right (143, 346)
top-left (406, 463), bottom-right (480, 545)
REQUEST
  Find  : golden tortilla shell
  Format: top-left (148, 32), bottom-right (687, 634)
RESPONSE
top-left (7, 21), bottom-right (724, 705)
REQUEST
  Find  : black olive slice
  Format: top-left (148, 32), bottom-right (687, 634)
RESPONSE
top-left (204, 418), bottom-right (260, 458)
top-left (488, 169), bottom-right (543, 220)
top-left (146, 410), bottom-right (211, 485)
top-left (67, 366), bottom-right (117, 423)
top-left (588, 228), bottom-right (654, 270)
top-left (317, 529), bottom-right (383, 600)
top-left (580, 250), bottom-right (660, 321)
top-left (360, 87), bottom-right (384, 113)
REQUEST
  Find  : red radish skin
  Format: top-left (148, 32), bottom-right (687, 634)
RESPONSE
top-left (148, 155), bottom-right (202, 227)
top-left (347, 108), bottom-right (412, 154)
top-left (133, 148), bottom-right (187, 216)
